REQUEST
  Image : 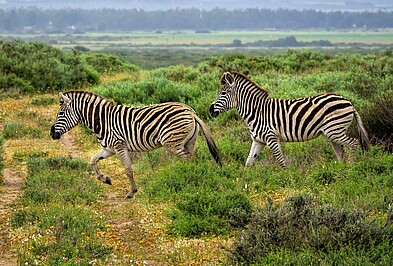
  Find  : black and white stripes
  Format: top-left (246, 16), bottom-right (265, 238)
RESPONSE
top-left (51, 91), bottom-right (221, 198)
top-left (209, 72), bottom-right (369, 167)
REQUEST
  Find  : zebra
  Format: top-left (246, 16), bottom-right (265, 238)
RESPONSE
top-left (209, 72), bottom-right (369, 168)
top-left (50, 91), bottom-right (221, 199)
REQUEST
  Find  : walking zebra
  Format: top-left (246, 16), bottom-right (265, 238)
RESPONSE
top-left (51, 91), bottom-right (221, 199)
top-left (209, 72), bottom-right (369, 167)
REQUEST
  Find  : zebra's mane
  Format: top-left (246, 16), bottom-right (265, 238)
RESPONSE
top-left (231, 72), bottom-right (269, 95)
top-left (63, 90), bottom-right (116, 106)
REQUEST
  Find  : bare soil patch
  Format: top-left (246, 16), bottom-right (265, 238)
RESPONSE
top-left (0, 168), bottom-right (24, 266)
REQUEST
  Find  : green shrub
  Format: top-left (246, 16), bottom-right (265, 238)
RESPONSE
top-left (0, 73), bottom-right (33, 94)
top-left (3, 121), bottom-right (26, 139)
top-left (171, 190), bottom-right (252, 236)
top-left (362, 90), bottom-right (393, 152)
top-left (229, 194), bottom-right (393, 265)
top-left (3, 121), bottom-right (44, 139)
top-left (142, 159), bottom-right (252, 237)
top-left (0, 40), bottom-right (102, 94)
top-left (94, 77), bottom-right (199, 106)
top-left (82, 53), bottom-right (139, 74)
top-left (27, 157), bottom-right (91, 173)
top-left (31, 97), bottom-right (56, 106)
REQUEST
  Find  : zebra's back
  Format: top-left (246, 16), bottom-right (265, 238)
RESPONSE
top-left (113, 102), bottom-right (196, 152)
top-left (266, 93), bottom-right (355, 142)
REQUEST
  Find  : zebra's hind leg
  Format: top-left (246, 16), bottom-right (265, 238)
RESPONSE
top-left (115, 148), bottom-right (137, 199)
top-left (331, 142), bottom-right (344, 162)
top-left (166, 144), bottom-right (193, 160)
top-left (162, 130), bottom-right (196, 160)
top-left (183, 124), bottom-right (199, 156)
top-left (327, 134), bottom-right (358, 162)
top-left (90, 148), bottom-right (115, 185)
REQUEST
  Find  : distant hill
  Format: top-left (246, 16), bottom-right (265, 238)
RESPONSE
top-left (1, 0), bottom-right (393, 11)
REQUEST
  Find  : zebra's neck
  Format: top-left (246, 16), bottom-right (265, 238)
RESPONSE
top-left (236, 84), bottom-right (268, 124)
top-left (72, 92), bottom-right (115, 138)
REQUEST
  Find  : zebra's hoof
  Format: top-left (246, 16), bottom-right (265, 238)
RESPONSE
top-left (104, 176), bottom-right (112, 185)
top-left (124, 193), bottom-right (134, 200)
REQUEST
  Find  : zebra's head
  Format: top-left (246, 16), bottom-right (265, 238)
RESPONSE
top-left (209, 72), bottom-right (238, 118)
top-left (50, 92), bottom-right (79, 140)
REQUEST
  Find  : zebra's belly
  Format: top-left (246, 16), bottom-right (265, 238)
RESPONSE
top-left (279, 131), bottom-right (322, 142)
top-left (125, 139), bottom-right (162, 152)
top-left (253, 128), bottom-right (322, 143)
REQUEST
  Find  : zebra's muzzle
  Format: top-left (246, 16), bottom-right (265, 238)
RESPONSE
top-left (209, 104), bottom-right (219, 118)
top-left (50, 125), bottom-right (61, 140)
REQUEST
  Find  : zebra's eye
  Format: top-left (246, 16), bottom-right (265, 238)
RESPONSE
top-left (221, 90), bottom-right (228, 96)
top-left (58, 111), bottom-right (65, 116)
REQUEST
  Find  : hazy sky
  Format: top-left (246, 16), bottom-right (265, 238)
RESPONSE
top-left (1, 0), bottom-right (393, 11)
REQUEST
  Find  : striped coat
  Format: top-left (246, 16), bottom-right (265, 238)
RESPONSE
top-left (51, 91), bottom-right (221, 198)
top-left (209, 72), bottom-right (369, 167)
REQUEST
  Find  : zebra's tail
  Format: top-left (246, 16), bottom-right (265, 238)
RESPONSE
top-left (353, 109), bottom-right (370, 152)
top-left (193, 115), bottom-right (222, 166)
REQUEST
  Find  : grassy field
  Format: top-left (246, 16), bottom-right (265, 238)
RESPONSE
top-left (0, 48), bottom-right (392, 264)
top-left (2, 29), bottom-right (393, 51)
top-left (1, 79), bottom-right (392, 265)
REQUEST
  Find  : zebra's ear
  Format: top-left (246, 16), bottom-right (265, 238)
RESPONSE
top-left (221, 72), bottom-right (235, 86)
top-left (59, 92), bottom-right (70, 105)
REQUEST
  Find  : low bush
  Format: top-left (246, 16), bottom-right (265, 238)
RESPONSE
top-left (93, 68), bottom-right (221, 120)
top-left (141, 159), bottom-right (252, 237)
top-left (82, 53), bottom-right (139, 74)
top-left (0, 40), bottom-right (139, 94)
top-left (94, 77), bottom-right (199, 106)
top-left (2, 121), bottom-right (42, 139)
top-left (27, 157), bottom-right (91, 173)
top-left (150, 65), bottom-right (200, 83)
top-left (362, 90), bottom-right (393, 152)
top-left (31, 97), bottom-right (56, 106)
top-left (229, 194), bottom-right (393, 265)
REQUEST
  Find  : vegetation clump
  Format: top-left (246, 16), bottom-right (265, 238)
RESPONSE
top-left (82, 53), bottom-right (139, 74)
top-left (0, 40), bottom-right (138, 95)
top-left (11, 157), bottom-right (111, 265)
top-left (0, 40), bottom-right (98, 94)
top-left (362, 90), bottom-right (393, 152)
top-left (142, 160), bottom-right (253, 237)
top-left (229, 194), bottom-right (393, 265)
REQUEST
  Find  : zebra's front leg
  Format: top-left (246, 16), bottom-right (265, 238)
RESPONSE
top-left (115, 148), bottom-right (137, 199)
top-left (245, 140), bottom-right (265, 167)
top-left (90, 149), bottom-right (115, 185)
top-left (266, 136), bottom-right (287, 168)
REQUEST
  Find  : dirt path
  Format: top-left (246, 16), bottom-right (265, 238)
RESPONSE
top-left (0, 168), bottom-right (24, 266)
top-left (60, 133), bottom-right (169, 264)
top-left (60, 133), bottom-right (84, 158)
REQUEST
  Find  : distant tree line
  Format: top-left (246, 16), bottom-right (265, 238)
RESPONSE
top-left (0, 7), bottom-right (392, 32)
top-left (229, 36), bottom-right (332, 47)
